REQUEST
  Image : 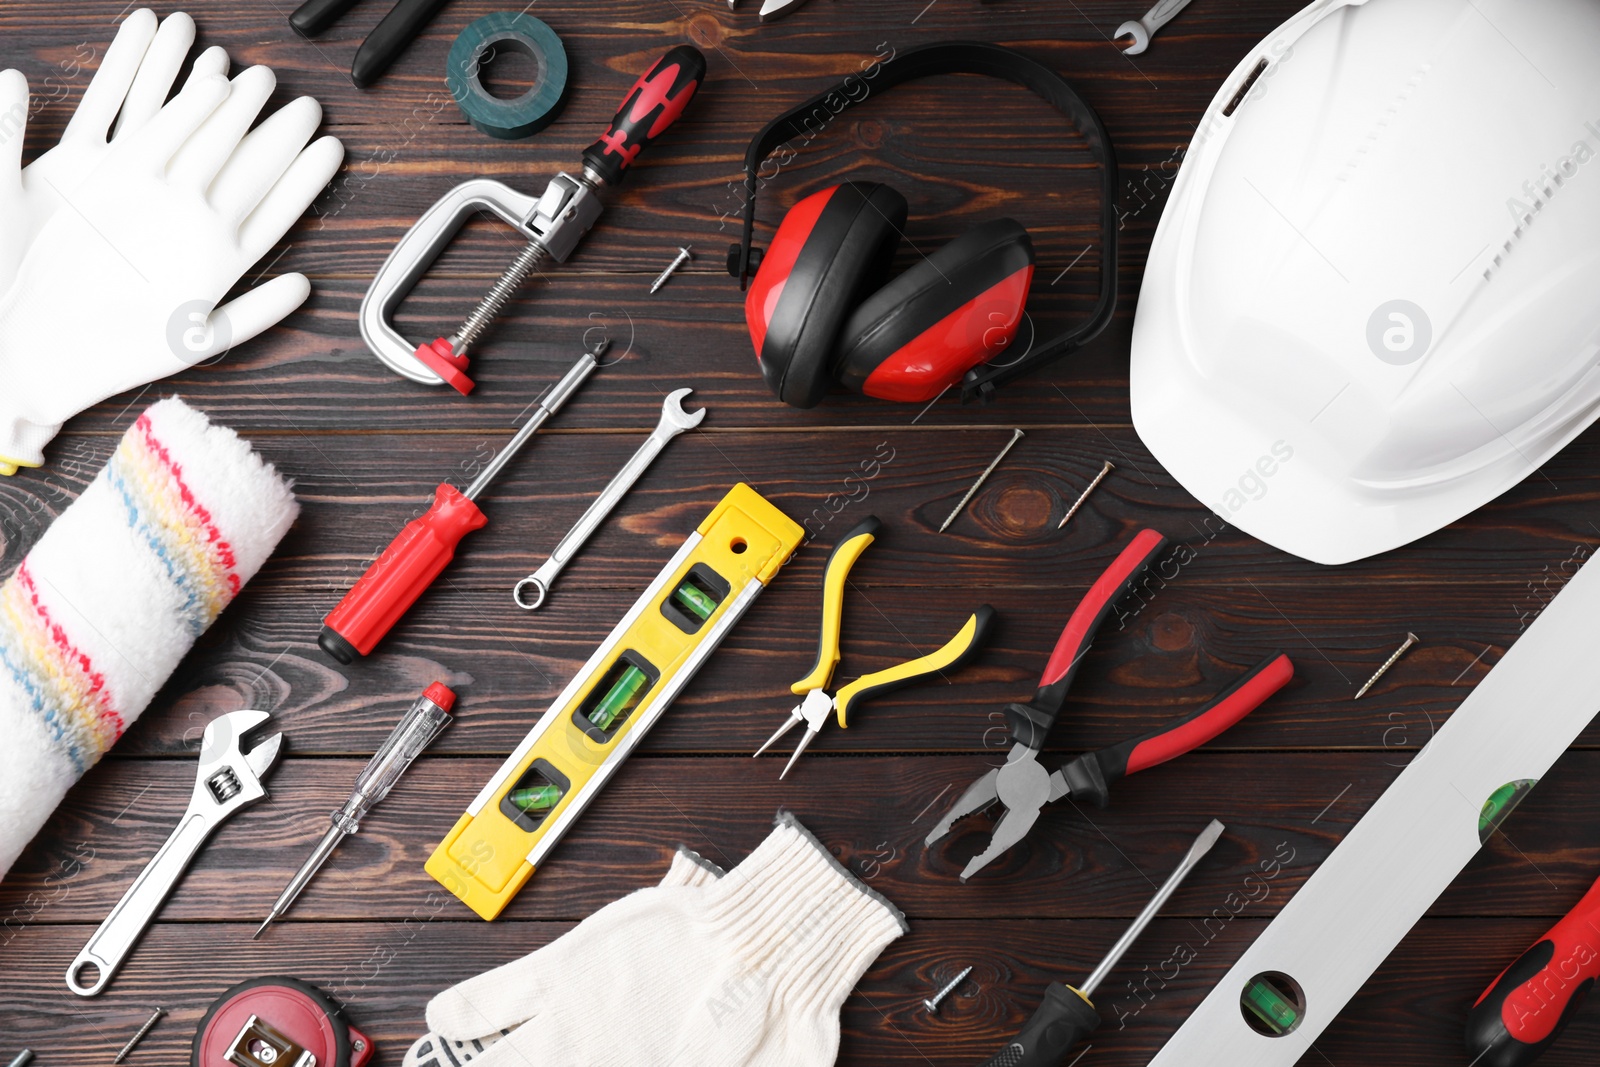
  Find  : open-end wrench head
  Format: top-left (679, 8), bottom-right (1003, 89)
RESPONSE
top-left (1117, 20), bottom-right (1150, 53)
top-left (660, 387), bottom-right (707, 433)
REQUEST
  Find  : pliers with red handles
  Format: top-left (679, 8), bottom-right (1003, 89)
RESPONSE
top-left (926, 528), bottom-right (1295, 881)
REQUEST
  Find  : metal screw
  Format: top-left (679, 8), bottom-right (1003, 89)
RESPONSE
top-left (940, 429), bottom-right (1025, 533)
top-left (650, 246), bottom-right (693, 293)
top-left (924, 965), bottom-right (974, 1013)
top-left (7, 1052), bottom-right (35, 1067)
top-left (1058, 459), bottom-right (1115, 529)
top-left (1354, 633), bottom-right (1419, 700)
top-left (113, 1007), bottom-right (165, 1063)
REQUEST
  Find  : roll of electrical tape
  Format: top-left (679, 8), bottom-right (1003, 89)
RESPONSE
top-left (447, 13), bottom-right (569, 140)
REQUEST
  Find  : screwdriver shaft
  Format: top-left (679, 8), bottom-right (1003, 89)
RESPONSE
top-left (1081, 819), bottom-right (1224, 997)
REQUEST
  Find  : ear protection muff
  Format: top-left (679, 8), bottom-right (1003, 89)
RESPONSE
top-left (729, 42), bottom-right (1118, 407)
top-left (747, 182), bottom-right (909, 408)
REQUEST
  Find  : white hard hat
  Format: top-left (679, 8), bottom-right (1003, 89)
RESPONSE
top-left (1131, 0), bottom-right (1600, 565)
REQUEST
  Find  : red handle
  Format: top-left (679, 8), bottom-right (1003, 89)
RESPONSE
top-left (1119, 652), bottom-right (1293, 775)
top-left (582, 45), bottom-right (706, 185)
top-left (1466, 874), bottom-right (1600, 1066)
top-left (1039, 528), bottom-right (1169, 687)
top-left (319, 484), bottom-right (488, 663)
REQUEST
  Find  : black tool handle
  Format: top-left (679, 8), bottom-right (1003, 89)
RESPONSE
top-left (352, 0), bottom-right (451, 88)
top-left (289, 0), bottom-right (361, 37)
top-left (975, 982), bottom-right (1101, 1067)
top-left (582, 45), bottom-right (706, 185)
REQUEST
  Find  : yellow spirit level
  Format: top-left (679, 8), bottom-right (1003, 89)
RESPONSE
top-left (426, 483), bottom-right (803, 919)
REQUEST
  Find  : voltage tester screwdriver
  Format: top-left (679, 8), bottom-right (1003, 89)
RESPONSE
top-left (974, 819), bottom-right (1224, 1067)
top-left (256, 683), bottom-right (456, 938)
top-left (319, 341), bottom-right (606, 663)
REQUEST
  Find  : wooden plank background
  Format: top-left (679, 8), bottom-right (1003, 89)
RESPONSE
top-left (2, 1), bottom-right (1596, 1064)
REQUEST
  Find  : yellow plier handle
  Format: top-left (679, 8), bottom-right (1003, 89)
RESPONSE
top-left (791, 517), bottom-right (882, 696)
top-left (833, 606), bottom-right (997, 728)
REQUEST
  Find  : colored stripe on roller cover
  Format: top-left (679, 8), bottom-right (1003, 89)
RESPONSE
top-left (107, 412), bottom-right (243, 636)
top-left (0, 562), bottom-right (124, 774)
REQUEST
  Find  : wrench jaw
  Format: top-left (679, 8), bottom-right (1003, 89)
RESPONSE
top-left (1116, 20), bottom-right (1151, 54)
top-left (194, 710), bottom-right (283, 815)
top-left (661, 388), bottom-right (707, 433)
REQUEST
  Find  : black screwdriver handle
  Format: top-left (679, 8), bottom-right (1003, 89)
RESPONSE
top-left (289, 0), bottom-right (360, 37)
top-left (352, 0), bottom-right (449, 88)
top-left (582, 45), bottom-right (706, 185)
top-left (976, 982), bottom-right (1101, 1067)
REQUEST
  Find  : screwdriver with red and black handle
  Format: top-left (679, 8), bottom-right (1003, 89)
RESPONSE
top-left (1466, 872), bottom-right (1600, 1066)
top-left (974, 819), bottom-right (1225, 1066)
top-left (318, 341), bottom-right (605, 664)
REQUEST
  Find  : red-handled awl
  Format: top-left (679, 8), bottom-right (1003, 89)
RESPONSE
top-left (926, 528), bottom-right (1294, 880)
top-left (319, 342), bottom-right (605, 664)
top-left (1466, 871), bottom-right (1600, 1066)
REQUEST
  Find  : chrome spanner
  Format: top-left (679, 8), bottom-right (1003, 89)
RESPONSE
top-left (1116, 0), bottom-right (1195, 54)
top-left (66, 710), bottom-right (283, 996)
top-left (514, 389), bottom-right (706, 610)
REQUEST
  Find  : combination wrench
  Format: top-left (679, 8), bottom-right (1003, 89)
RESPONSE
top-left (514, 388), bottom-right (706, 610)
top-left (66, 710), bottom-right (283, 996)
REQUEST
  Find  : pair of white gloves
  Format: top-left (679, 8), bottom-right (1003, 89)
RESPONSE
top-left (405, 813), bottom-right (909, 1067)
top-left (0, 8), bottom-right (343, 475)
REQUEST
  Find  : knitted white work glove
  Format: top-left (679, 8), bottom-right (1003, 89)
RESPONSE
top-left (417, 813), bottom-right (907, 1067)
top-left (403, 847), bottom-right (728, 1067)
top-left (0, 41), bottom-right (342, 475)
top-left (0, 9), bottom-right (229, 295)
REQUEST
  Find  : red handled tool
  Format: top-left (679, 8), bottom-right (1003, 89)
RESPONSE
top-left (370, 45), bottom-right (707, 393)
top-left (926, 528), bottom-right (1294, 880)
top-left (319, 343), bottom-right (604, 664)
top-left (1466, 873), bottom-right (1600, 1066)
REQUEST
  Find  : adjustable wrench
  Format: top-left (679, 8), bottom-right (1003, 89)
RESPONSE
top-left (514, 389), bottom-right (706, 610)
top-left (66, 710), bottom-right (283, 996)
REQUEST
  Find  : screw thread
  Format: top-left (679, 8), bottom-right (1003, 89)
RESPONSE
top-left (453, 242), bottom-right (550, 356)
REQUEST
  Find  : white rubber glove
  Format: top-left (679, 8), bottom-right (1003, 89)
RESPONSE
top-left (0, 9), bottom-right (229, 295)
top-left (417, 814), bottom-right (907, 1067)
top-left (403, 847), bottom-right (728, 1067)
top-left (0, 59), bottom-right (343, 474)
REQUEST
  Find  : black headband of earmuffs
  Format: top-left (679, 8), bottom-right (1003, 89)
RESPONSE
top-left (727, 40), bottom-right (1119, 402)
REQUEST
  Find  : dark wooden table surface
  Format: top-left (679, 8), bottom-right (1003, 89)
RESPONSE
top-left (3, 2), bottom-right (1598, 1064)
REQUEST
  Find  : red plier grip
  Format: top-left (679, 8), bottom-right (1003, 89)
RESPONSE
top-left (1039, 528), bottom-right (1169, 689)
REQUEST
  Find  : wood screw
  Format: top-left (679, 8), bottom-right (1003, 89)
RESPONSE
top-left (1059, 460), bottom-right (1115, 529)
top-left (1354, 633), bottom-right (1419, 700)
top-left (113, 1007), bottom-right (165, 1063)
top-left (924, 965), bottom-right (974, 1013)
top-left (651, 246), bottom-right (693, 293)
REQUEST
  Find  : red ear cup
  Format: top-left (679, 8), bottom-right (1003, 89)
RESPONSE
top-left (745, 182), bottom-right (909, 408)
top-left (836, 219), bottom-right (1034, 402)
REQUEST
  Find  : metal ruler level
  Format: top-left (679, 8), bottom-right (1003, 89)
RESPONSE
top-left (426, 483), bottom-right (804, 919)
top-left (1150, 552), bottom-right (1600, 1066)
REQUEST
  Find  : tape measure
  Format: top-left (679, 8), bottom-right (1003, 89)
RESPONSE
top-left (446, 13), bottom-right (569, 140)
top-left (427, 483), bottom-right (803, 919)
top-left (192, 977), bottom-right (372, 1067)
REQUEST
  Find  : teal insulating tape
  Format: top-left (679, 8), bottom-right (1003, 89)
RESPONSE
top-left (446, 13), bottom-right (569, 140)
